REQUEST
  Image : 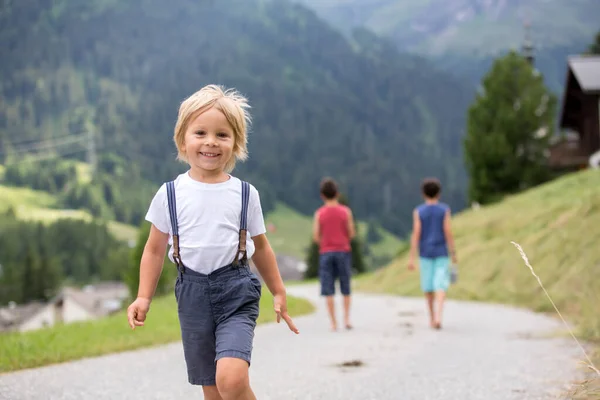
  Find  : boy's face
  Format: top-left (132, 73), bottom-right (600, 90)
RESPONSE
top-left (181, 107), bottom-right (234, 174)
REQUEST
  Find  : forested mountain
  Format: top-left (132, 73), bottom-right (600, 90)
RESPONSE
top-left (294, 0), bottom-right (599, 93)
top-left (0, 0), bottom-right (473, 235)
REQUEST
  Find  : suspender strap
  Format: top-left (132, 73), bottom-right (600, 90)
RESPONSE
top-left (233, 181), bottom-right (250, 266)
top-left (166, 181), bottom-right (184, 272)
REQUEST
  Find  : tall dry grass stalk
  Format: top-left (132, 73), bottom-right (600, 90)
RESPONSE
top-left (511, 241), bottom-right (600, 378)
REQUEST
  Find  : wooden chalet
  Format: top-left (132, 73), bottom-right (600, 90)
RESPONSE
top-left (548, 55), bottom-right (600, 170)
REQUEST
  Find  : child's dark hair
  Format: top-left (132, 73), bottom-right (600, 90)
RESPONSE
top-left (320, 178), bottom-right (338, 200)
top-left (421, 178), bottom-right (441, 199)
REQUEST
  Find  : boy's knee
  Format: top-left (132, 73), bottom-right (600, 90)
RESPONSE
top-left (216, 358), bottom-right (250, 397)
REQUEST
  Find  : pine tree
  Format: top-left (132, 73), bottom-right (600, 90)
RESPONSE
top-left (464, 50), bottom-right (556, 204)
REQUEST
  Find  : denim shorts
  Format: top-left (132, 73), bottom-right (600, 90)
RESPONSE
top-left (419, 256), bottom-right (450, 293)
top-left (174, 263), bottom-right (262, 386)
top-left (319, 251), bottom-right (352, 296)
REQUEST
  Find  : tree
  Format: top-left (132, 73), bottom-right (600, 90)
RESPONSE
top-left (366, 219), bottom-right (382, 244)
top-left (464, 50), bottom-right (557, 204)
top-left (587, 31), bottom-right (600, 55)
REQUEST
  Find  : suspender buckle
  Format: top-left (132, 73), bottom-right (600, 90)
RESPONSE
top-left (232, 229), bottom-right (248, 267)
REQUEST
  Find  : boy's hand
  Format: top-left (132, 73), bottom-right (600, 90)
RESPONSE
top-left (451, 254), bottom-right (458, 265)
top-left (408, 259), bottom-right (416, 271)
top-left (127, 297), bottom-right (151, 330)
top-left (273, 293), bottom-right (299, 334)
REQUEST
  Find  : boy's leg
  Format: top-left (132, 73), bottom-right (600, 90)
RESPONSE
top-left (432, 257), bottom-right (451, 328)
top-left (213, 267), bottom-right (261, 399)
top-left (319, 253), bottom-right (337, 330)
top-left (425, 292), bottom-right (435, 327)
top-left (216, 358), bottom-right (256, 400)
top-left (175, 277), bottom-right (219, 386)
top-left (337, 252), bottom-right (353, 329)
top-left (202, 386), bottom-right (224, 400)
top-left (419, 258), bottom-right (436, 327)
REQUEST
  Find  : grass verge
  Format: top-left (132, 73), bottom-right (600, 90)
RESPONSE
top-left (0, 293), bottom-right (314, 373)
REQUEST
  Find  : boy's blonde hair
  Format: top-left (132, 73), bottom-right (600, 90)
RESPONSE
top-left (174, 84), bottom-right (251, 172)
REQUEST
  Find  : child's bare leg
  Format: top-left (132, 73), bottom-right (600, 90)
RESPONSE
top-left (434, 290), bottom-right (446, 328)
top-left (203, 386), bottom-right (223, 400)
top-left (216, 358), bottom-right (256, 400)
top-left (325, 295), bottom-right (337, 330)
top-left (425, 292), bottom-right (435, 327)
top-left (343, 295), bottom-right (352, 328)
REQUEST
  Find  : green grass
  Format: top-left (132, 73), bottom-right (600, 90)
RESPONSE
top-left (265, 203), bottom-right (403, 267)
top-left (357, 169), bottom-right (600, 391)
top-left (0, 184), bottom-right (139, 243)
top-left (0, 292), bottom-right (314, 373)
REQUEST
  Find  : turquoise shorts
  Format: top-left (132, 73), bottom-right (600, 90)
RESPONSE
top-left (419, 257), bottom-right (450, 293)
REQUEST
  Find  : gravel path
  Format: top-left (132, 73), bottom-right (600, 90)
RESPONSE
top-left (0, 284), bottom-right (586, 400)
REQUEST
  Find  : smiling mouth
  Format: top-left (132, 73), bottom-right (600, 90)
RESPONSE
top-left (200, 152), bottom-right (220, 158)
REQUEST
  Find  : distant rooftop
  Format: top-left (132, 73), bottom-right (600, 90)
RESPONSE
top-left (568, 55), bottom-right (600, 93)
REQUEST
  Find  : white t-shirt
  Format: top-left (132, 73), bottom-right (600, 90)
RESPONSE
top-left (145, 171), bottom-right (266, 274)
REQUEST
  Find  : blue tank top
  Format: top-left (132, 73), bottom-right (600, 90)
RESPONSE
top-left (417, 203), bottom-right (449, 258)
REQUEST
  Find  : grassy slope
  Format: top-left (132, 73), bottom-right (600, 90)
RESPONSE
top-left (264, 203), bottom-right (403, 264)
top-left (0, 184), bottom-right (138, 243)
top-left (357, 169), bottom-right (600, 343)
top-left (0, 292), bottom-right (314, 372)
top-left (357, 169), bottom-right (600, 397)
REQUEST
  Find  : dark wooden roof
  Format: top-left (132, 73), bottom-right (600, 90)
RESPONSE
top-left (559, 55), bottom-right (600, 130)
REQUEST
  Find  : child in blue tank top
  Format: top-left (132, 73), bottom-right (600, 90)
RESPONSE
top-left (408, 178), bottom-right (458, 330)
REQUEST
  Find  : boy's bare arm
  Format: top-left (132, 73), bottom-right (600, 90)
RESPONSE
top-left (443, 209), bottom-right (457, 263)
top-left (408, 209), bottom-right (421, 269)
top-left (251, 233), bottom-right (299, 334)
top-left (312, 210), bottom-right (320, 243)
top-left (127, 225), bottom-right (168, 329)
top-left (138, 225), bottom-right (169, 300)
top-left (251, 234), bottom-right (285, 296)
top-left (347, 208), bottom-right (356, 239)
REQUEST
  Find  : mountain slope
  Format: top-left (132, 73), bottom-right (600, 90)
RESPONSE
top-left (295, 0), bottom-right (599, 56)
top-left (0, 0), bottom-right (474, 236)
top-left (294, 0), bottom-right (598, 94)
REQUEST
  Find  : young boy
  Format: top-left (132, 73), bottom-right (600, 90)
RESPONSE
top-left (408, 178), bottom-right (457, 330)
top-left (312, 178), bottom-right (356, 331)
top-left (126, 84), bottom-right (299, 400)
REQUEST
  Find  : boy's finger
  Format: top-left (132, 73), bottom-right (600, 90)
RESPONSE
top-left (282, 312), bottom-right (299, 334)
top-left (127, 308), bottom-right (136, 330)
top-left (274, 305), bottom-right (281, 323)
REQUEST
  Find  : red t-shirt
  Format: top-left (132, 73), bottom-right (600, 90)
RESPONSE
top-left (317, 205), bottom-right (351, 254)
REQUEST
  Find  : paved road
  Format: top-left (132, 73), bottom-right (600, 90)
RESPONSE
top-left (0, 285), bottom-right (586, 400)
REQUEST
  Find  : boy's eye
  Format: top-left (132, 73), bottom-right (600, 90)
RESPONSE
top-left (217, 132), bottom-right (229, 138)
top-left (195, 131), bottom-right (205, 136)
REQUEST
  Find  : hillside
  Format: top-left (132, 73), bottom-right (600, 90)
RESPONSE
top-left (357, 169), bottom-right (600, 343)
top-left (295, 0), bottom-right (598, 92)
top-left (0, 181), bottom-right (401, 268)
top-left (0, 184), bottom-right (138, 243)
top-left (296, 0), bottom-right (598, 56)
top-left (0, 0), bottom-right (473, 236)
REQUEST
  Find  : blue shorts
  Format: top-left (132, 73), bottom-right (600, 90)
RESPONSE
top-left (174, 264), bottom-right (261, 386)
top-left (319, 251), bottom-right (352, 296)
top-left (419, 257), bottom-right (450, 293)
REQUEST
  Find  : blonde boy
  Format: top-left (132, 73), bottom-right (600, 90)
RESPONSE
top-left (127, 85), bottom-right (298, 400)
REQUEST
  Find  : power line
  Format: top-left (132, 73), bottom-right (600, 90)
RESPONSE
top-left (1, 134), bottom-right (87, 157)
top-left (1, 132), bottom-right (98, 177)
top-left (1, 132), bottom-right (89, 149)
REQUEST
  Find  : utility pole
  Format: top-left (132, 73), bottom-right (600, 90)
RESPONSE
top-left (383, 182), bottom-right (391, 214)
top-left (87, 130), bottom-right (96, 177)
